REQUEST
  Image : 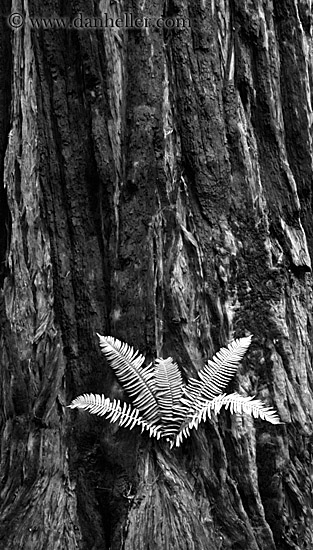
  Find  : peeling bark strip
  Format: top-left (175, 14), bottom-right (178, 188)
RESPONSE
top-left (0, 0), bottom-right (313, 549)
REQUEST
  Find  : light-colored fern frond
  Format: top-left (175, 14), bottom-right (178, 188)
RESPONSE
top-left (68, 393), bottom-right (163, 439)
top-left (97, 335), bottom-right (160, 425)
top-left (173, 391), bottom-right (282, 447)
top-left (155, 357), bottom-right (184, 437)
top-left (69, 334), bottom-right (282, 449)
top-left (183, 336), bottom-right (252, 408)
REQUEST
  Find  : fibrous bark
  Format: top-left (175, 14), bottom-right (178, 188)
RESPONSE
top-left (0, 1), bottom-right (313, 549)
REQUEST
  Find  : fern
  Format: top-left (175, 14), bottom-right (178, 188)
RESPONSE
top-left (174, 392), bottom-right (282, 447)
top-left (155, 357), bottom-right (184, 437)
top-left (68, 334), bottom-right (283, 447)
top-left (68, 393), bottom-right (163, 439)
top-left (182, 335), bottom-right (252, 407)
top-left (97, 335), bottom-right (160, 426)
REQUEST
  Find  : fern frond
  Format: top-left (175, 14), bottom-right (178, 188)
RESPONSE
top-left (155, 357), bottom-right (184, 437)
top-left (183, 336), bottom-right (252, 407)
top-left (97, 335), bottom-right (160, 425)
top-left (173, 392), bottom-right (282, 447)
top-left (219, 392), bottom-right (283, 423)
top-left (69, 334), bottom-right (282, 449)
top-left (68, 394), bottom-right (163, 439)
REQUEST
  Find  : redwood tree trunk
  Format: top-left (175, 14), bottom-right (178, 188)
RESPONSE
top-left (1, 1), bottom-right (313, 549)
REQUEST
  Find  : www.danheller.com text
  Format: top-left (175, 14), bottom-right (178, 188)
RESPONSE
top-left (7, 11), bottom-right (191, 30)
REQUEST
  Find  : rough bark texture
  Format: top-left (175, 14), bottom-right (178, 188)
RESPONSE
top-left (1, 0), bottom-right (313, 549)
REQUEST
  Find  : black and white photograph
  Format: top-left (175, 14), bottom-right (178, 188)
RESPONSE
top-left (0, 1), bottom-right (312, 549)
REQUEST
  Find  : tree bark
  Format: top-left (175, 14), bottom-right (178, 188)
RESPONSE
top-left (1, 1), bottom-right (313, 549)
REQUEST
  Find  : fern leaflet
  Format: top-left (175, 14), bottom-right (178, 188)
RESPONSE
top-left (68, 393), bottom-right (163, 438)
top-left (155, 357), bottom-right (184, 436)
top-left (174, 392), bottom-right (282, 447)
top-left (183, 335), bottom-right (252, 407)
top-left (97, 335), bottom-right (160, 425)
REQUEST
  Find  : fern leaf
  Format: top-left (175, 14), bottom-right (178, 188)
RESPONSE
top-left (68, 334), bottom-right (282, 449)
top-left (173, 392), bottom-right (282, 447)
top-left (97, 335), bottom-right (160, 425)
top-left (220, 392), bottom-right (283, 423)
top-left (155, 357), bottom-right (184, 437)
top-left (183, 336), bottom-right (252, 407)
top-left (68, 393), bottom-right (163, 439)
